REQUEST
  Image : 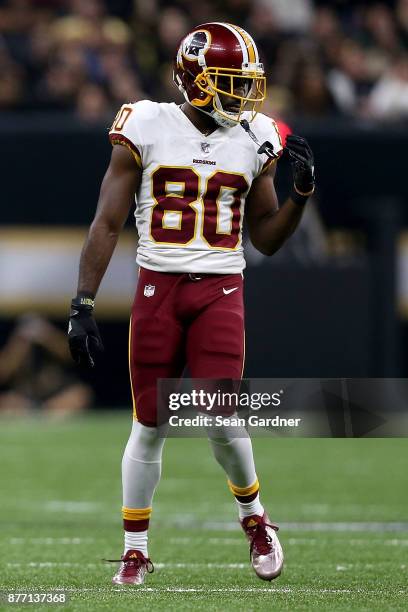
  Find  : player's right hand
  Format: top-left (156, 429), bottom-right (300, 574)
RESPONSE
top-left (68, 295), bottom-right (104, 368)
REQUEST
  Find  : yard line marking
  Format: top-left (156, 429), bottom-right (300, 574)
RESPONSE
top-left (9, 537), bottom-right (94, 545)
top-left (142, 587), bottom-right (294, 593)
top-left (155, 563), bottom-right (248, 569)
top-left (62, 586), bottom-right (391, 594)
top-left (158, 514), bottom-right (408, 532)
top-left (288, 538), bottom-right (318, 545)
top-left (7, 563), bottom-right (99, 568)
top-left (6, 562), bottom-right (249, 570)
top-left (169, 537), bottom-right (242, 545)
top-left (196, 521), bottom-right (408, 532)
top-left (43, 501), bottom-right (102, 513)
top-left (208, 538), bottom-right (242, 545)
top-left (7, 561), bottom-right (398, 572)
top-left (170, 536), bottom-right (408, 546)
top-left (40, 586), bottom-right (407, 595)
top-left (169, 537), bottom-right (195, 544)
top-left (279, 522), bottom-right (408, 532)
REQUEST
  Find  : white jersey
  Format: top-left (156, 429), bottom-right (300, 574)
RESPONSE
top-left (109, 101), bottom-right (282, 274)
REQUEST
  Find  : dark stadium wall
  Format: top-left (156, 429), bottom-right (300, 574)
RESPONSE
top-left (0, 117), bottom-right (405, 406)
top-left (0, 263), bottom-right (385, 409)
top-left (1, 117), bottom-right (407, 227)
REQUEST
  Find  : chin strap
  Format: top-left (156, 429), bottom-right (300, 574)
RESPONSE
top-left (189, 100), bottom-right (238, 129)
top-left (240, 119), bottom-right (279, 160)
top-left (211, 92), bottom-right (240, 127)
top-left (210, 109), bottom-right (238, 128)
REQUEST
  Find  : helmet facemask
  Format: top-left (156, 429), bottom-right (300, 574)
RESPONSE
top-left (194, 63), bottom-right (266, 127)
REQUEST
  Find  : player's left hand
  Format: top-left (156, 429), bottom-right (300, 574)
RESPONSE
top-left (286, 134), bottom-right (315, 196)
top-left (68, 295), bottom-right (104, 368)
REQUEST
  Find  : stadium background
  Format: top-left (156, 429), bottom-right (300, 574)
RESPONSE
top-left (0, 1), bottom-right (408, 609)
top-left (1, 0), bottom-right (408, 406)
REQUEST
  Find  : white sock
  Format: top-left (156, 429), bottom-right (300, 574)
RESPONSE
top-left (236, 493), bottom-right (264, 520)
top-left (124, 530), bottom-right (148, 557)
top-left (121, 422), bottom-right (165, 559)
top-left (122, 421), bottom-right (165, 508)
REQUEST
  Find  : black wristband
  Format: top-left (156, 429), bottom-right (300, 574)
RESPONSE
top-left (71, 294), bottom-right (95, 310)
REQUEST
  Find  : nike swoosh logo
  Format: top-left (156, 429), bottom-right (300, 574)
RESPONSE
top-left (223, 287), bottom-right (238, 295)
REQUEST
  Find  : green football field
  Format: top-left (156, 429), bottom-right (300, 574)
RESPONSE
top-left (1, 413), bottom-right (407, 611)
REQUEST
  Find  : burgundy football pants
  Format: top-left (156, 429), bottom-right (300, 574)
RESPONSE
top-left (129, 267), bottom-right (245, 426)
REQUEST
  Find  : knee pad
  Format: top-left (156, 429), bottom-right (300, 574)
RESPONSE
top-left (124, 420), bottom-right (165, 463)
top-left (205, 414), bottom-right (249, 446)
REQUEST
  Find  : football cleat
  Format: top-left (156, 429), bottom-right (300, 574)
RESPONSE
top-left (108, 549), bottom-right (154, 585)
top-left (240, 513), bottom-right (283, 580)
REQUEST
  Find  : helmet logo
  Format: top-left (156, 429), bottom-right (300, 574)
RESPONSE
top-left (182, 30), bottom-right (210, 61)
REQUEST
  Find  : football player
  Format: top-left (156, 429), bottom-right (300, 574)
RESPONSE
top-left (68, 22), bottom-right (315, 585)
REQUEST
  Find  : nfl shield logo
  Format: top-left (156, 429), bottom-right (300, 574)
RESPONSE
top-left (201, 142), bottom-right (210, 154)
top-left (144, 284), bottom-right (155, 297)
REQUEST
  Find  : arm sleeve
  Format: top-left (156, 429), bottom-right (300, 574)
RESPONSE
top-left (109, 103), bottom-right (144, 168)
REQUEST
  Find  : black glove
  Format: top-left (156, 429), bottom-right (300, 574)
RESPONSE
top-left (285, 134), bottom-right (315, 204)
top-left (68, 294), bottom-right (104, 368)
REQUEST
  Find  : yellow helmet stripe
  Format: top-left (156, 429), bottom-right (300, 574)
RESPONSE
top-left (228, 24), bottom-right (257, 64)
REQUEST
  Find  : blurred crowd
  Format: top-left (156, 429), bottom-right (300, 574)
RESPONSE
top-left (0, 314), bottom-right (92, 418)
top-left (1, 0), bottom-right (408, 122)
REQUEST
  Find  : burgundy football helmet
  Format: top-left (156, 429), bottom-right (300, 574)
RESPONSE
top-left (173, 22), bottom-right (266, 128)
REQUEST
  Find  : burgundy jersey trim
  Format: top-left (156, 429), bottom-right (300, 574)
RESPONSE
top-left (109, 133), bottom-right (142, 167)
